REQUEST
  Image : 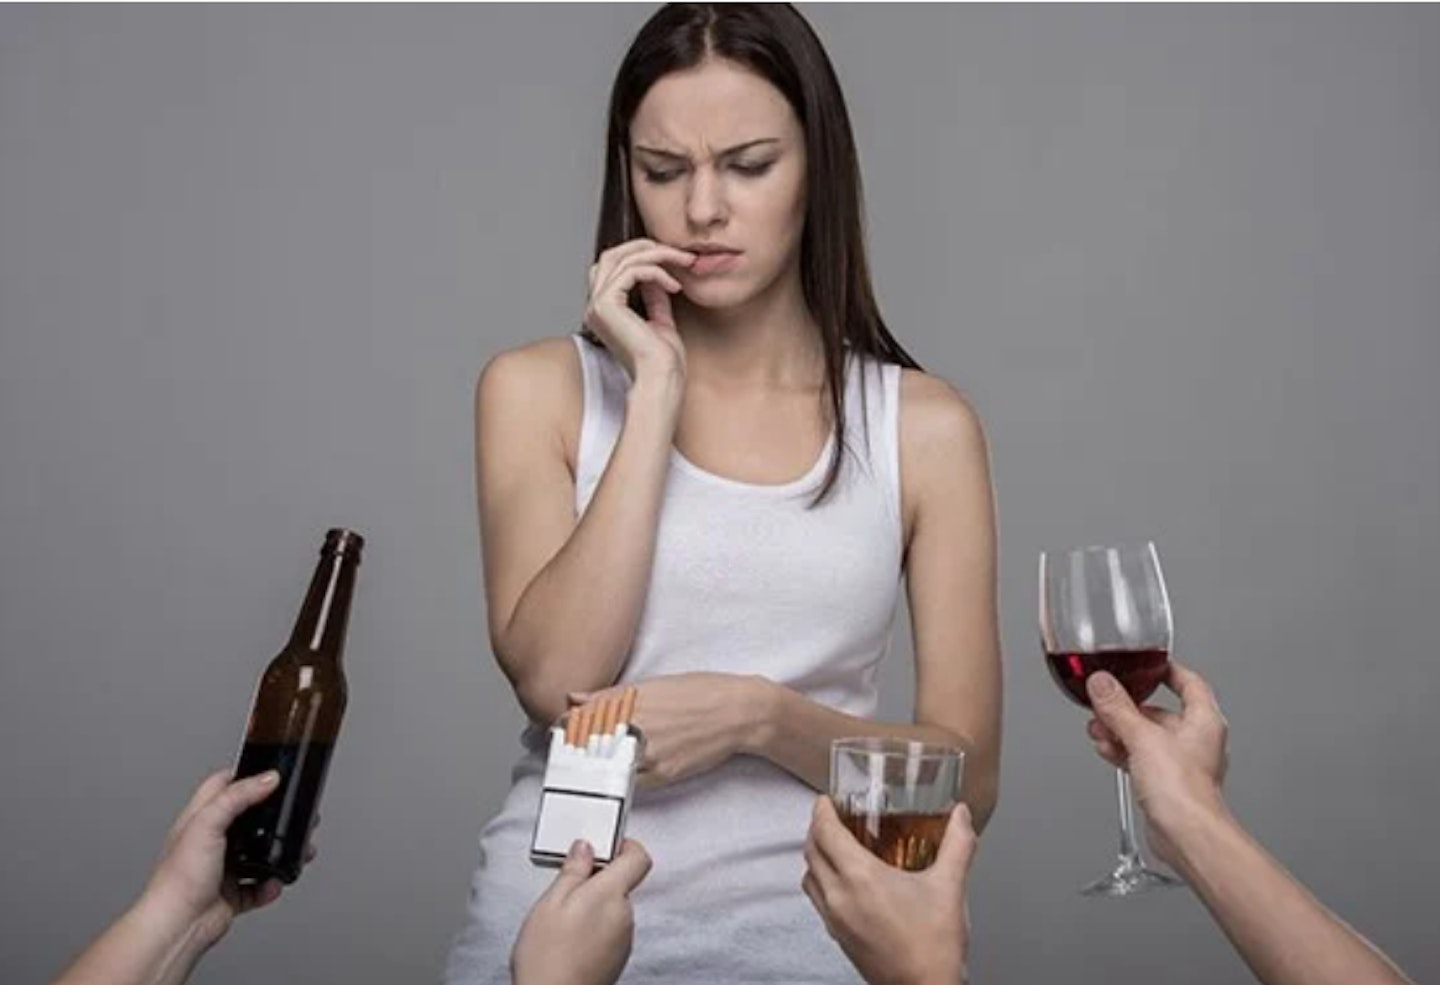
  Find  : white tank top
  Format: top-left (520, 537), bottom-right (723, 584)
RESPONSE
top-left (444, 335), bottom-right (905, 985)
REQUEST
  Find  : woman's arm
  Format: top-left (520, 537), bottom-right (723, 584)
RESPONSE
top-left (476, 338), bottom-right (680, 725)
top-left (746, 372), bottom-right (1002, 830)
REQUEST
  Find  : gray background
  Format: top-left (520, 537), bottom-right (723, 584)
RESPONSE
top-left (2, 5), bottom-right (1436, 983)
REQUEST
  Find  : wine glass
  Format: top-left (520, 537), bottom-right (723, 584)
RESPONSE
top-left (1039, 541), bottom-right (1183, 897)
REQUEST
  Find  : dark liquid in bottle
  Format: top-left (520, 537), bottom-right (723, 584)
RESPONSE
top-left (226, 740), bottom-right (334, 884)
top-left (1045, 648), bottom-right (1170, 708)
top-left (839, 810), bottom-right (951, 871)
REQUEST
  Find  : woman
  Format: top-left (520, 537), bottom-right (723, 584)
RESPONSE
top-left (446, 5), bottom-right (1000, 982)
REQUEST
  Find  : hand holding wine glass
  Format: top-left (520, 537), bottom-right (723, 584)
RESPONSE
top-left (1039, 541), bottom-right (1183, 896)
top-left (1083, 660), bottom-right (1229, 870)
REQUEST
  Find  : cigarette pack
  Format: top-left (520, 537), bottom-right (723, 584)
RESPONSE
top-left (529, 721), bottom-right (642, 867)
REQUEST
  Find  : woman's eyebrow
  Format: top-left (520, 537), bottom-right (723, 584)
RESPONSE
top-left (633, 137), bottom-right (781, 162)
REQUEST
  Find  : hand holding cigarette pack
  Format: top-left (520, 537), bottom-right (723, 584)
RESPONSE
top-left (530, 686), bottom-right (642, 867)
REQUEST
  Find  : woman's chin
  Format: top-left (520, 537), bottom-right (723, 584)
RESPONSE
top-left (680, 277), bottom-right (756, 310)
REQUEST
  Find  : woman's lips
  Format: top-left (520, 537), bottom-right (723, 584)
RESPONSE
top-left (689, 251), bottom-right (742, 276)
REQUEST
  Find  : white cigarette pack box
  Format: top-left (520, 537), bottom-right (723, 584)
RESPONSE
top-left (529, 725), bottom-right (642, 867)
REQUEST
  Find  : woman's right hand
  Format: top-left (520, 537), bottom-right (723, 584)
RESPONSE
top-left (584, 239), bottom-right (696, 386)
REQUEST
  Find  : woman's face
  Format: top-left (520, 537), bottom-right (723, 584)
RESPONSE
top-left (629, 57), bottom-right (807, 311)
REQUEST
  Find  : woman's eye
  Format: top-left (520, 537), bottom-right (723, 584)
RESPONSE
top-left (643, 169), bottom-right (684, 184)
top-left (732, 161), bottom-right (775, 177)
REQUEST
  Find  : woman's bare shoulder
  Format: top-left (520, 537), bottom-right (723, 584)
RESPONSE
top-left (897, 368), bottom-right (987, 458)
top-left (477, 336), bottom-right (582, 396)
top-left (474, 336), bottom-right (585, 459)
top-left (896, 367), bottom-right (991, 541)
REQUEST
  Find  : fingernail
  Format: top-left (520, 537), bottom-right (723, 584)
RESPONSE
top-left (568, 839), bottom-right (589, 860)
top-left (1088, 673), bottom-right (1117, 697)
top-left (260, 770), bottom-right (280, 786)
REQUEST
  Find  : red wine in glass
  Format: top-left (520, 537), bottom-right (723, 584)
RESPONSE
top-left (1045, 648), bottom-right (1170, 708)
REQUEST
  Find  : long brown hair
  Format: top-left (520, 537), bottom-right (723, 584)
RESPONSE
top-left (590, 3), bottom-right (921, 504)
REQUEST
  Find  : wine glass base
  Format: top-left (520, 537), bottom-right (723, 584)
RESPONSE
top-left (1080, 858), bottom-right (1184, 898)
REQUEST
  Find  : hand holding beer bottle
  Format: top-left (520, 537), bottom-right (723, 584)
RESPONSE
top-left (46, 770), bottom-right (305, 985)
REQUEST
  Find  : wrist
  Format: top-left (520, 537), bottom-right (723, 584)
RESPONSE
top-left (627, 366), bottom-right (684, 414)
top-left (736, 675), bottom-right (784, 756)
top-left (912, 953), bottom-right (967, 985)
top-left (1154, 795), bottom-right (1240, 881)
top-left (128, 890), bottom-right (219, 967)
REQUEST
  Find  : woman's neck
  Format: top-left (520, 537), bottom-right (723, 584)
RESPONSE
top-left (674, 274), bottom-right (824, 391)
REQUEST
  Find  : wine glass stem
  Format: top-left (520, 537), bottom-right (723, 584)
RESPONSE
top-left (1114, 768), bottom-right (1142, 865)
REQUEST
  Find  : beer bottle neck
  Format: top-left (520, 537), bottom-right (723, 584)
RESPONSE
top-left (287, 549), bottom-right (358, 659)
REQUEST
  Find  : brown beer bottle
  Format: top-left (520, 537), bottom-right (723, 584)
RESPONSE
top-left (225, 527), bottom-right (363, 884)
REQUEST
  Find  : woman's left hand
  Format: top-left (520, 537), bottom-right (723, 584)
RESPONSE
top-left (569, 673), bottom-right (772, 790)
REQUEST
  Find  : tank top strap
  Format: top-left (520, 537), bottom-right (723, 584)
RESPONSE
top-left (845, 354), bottom-right (903, 532)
